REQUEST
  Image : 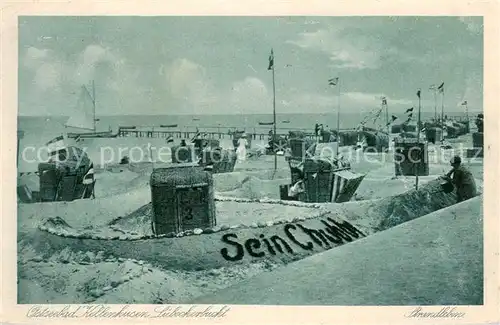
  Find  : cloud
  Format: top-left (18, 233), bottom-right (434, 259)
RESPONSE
top-left (74, 45), bottom-right (119, 84)
top-left (344, 92), bottom-right (412, 106)
top-left (162, 59), bottom-right (273, 114)
top-left (229, 77), bottom-right (270, 114)
top-left (287, 29), bottom-right (385, 69)
top-left (166, 58), bottom-right (208, 97)
top-left (33, 63), bottom-right (62, 91)
top-left (24, 47), bottom-right (51, 69)
top-left (20, 44), bottom-right (142, 115)
top-left (23, 44), bottom-right (125, 90)
top-left (164, 58), bottom-right (218, 113)
top-left (292, 93), bottom-right (336, 108)
top-left (458, 17), bottom-right (483, 34)
top-left (457, 70), bottom-right (482, 111)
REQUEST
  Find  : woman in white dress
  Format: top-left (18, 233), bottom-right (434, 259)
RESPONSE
top-left (236, 134), bottom-right (248, 162)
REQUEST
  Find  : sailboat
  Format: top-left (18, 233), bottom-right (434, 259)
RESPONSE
top-left (45, 82), bottom-right (114, 156)
top-left (33, 82), bottom-right (100, 203)
top-left (65, 81), bottom-right (117, 140)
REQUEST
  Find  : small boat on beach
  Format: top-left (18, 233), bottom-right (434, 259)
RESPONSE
top-left (160, 124), bottom-right (178, 128)
top-left (258, 121), bottom-right (274, 126)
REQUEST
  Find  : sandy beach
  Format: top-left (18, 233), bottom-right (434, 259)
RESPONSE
top-left (16, 128), bottom-right (484, 304)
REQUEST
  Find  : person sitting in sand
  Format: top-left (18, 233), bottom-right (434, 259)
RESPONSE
top-left (442, 155), bottom-right (477, 203)
top-left (288, 174), bottom-right (305, 198)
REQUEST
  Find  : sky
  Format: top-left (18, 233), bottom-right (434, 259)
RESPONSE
top-left (18, 16), bottom-right (483, 116)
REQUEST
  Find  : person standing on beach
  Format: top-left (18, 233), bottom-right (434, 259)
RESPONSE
top-left (475, 113), bottom-right (484, 133)
top-left (443, 155), bottom-right (477, 203)
top-left (236, 133), bottom-right (248, 162)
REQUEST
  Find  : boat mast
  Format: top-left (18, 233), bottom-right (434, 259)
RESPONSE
top-left (336, 78), bottom-right (341, 157)
top-left (92, 80), bottom-right (96, 131)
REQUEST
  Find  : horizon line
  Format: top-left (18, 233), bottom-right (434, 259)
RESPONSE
top-left (18, 110), bottom-right (479, 118)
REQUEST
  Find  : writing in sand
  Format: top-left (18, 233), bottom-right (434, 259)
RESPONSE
top-left (220, 217), bottom-right (366, 261)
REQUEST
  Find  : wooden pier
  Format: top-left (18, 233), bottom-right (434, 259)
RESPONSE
top-left (116, 125), bottom-right (357, 141)
top-left (69, 114), bottom-right (472, 141)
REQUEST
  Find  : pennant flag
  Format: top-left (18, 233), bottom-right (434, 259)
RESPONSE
top-left (408, 113), bottom-right (413, 118)
top-left (82, 163), bottom-right (95, 185)
top-left (461, 100), bottom-right (467, 106)
top-left (405, 107), bottom-right (414, 113)
top-left (268, 49), bottom-right (274, 70)
top-left (328, 77), bottom-right (339, 86)
top-left (437, 82), bottom-right (444, 93)
top-left (46, 135), bottom-right (66, 156)
top-left (372, 109), bottom-right (382, 124)
top-left (384, 114), bottom-right (398, 127)
top-left (190, 130), bottom-right (201, 142)
top-left (381, 97), bottom-right (387, 105)
top-left (417, 90), bottom-right (421, 98)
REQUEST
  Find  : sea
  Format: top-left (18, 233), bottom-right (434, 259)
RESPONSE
top-left (18, 111), bottom-right (469, 143)
top-left (17, 111), bottom-right (472, 173)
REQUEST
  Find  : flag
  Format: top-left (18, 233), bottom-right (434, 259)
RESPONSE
top-left (331, 170), bottom-right (365, 203)
top-left (268, 49), bottom-right (274, 70)
top-left (461, 100), bottom-right (467, 106)
top-left (381, 97), bottom-right (387, 105)
top-left (46, 135), bottom-right (66, 156)
top-left (372, 109), bottom-right (382, 124)
top-left (190, 130), bottom-right (201, 142)
top-left (328, 77), bottom-right (339, 86)
top-left (408, 113), bottom-right (413, 118)
top-left (437, 82), bottom-right (444, 93)
top-left (391, 115), bottom-right (398, 121)
top-left (417, 90), bottom-right (421, 98)
top-left (405, 107), bottom-right (414, 113)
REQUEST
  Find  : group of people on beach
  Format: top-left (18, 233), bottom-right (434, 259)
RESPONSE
top-left (180, 121), bottom-right (478, 204)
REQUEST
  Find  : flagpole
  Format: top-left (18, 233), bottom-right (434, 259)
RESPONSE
top-left (441, 87), bottom-right (444, 142)
top-left (384, 99), bottom-right (389, 135)
top-left (272, 49), bottom-right (277, 171)
top-left (92, 80), bottom-right (96, 131)
top-left (433, 89), bottom-right (437, 121)
top-left (336, 78), bottom-right (341, 157)
top-left (465, 101), bottom-right (469, 125)
top-left (416, 89), bottom-right (421, 190)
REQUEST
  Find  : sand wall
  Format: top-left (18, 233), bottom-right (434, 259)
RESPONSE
top-left (19, 179), bottom-right (463, 271)
top-left (192, 196), bottom-right (483, 305)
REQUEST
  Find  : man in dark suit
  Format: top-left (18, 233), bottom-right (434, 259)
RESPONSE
top-left (443, 155), bottom-right (477, 203)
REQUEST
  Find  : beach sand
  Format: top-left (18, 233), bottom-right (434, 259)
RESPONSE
top-left (17, 130), bottom-right (484, 304)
